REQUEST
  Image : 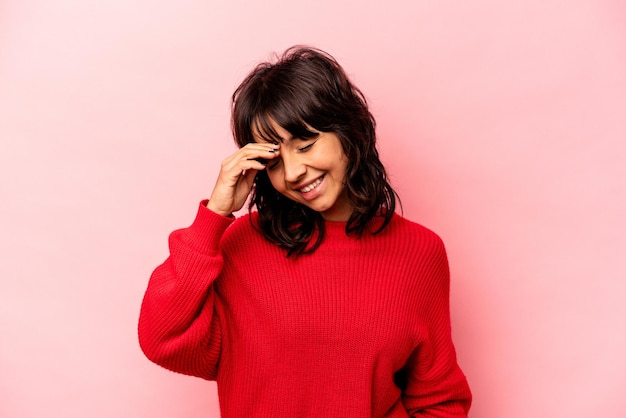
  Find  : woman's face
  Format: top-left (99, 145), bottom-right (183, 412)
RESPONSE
top-left (254, 119), bottom-right (353, 222)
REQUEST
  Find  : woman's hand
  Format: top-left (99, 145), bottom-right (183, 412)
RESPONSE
top-left (206, 143), bottom-right (280, 216)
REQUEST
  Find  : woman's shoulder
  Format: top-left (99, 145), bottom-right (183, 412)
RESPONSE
top-left (220, 211), bottom-right (267, 250)
top-left (385, 212), bottom-right (446, 253)
top-left (223, 211), bottom-right (259, 238)
top-left (379, 214), bottom-right (451, 281)
top-left (388, 212), bottom-right (443, 240)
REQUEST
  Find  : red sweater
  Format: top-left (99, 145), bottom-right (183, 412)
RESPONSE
top-left (139, 202), bottom-right (471, 417)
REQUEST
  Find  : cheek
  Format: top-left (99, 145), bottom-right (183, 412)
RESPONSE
top-left (335, 156), bottom-right (349, 180)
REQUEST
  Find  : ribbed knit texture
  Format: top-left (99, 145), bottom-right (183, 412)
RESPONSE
top-left (138, 201), bottom-right (471, 417)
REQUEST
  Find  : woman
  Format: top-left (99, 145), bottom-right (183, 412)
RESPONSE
top-left (138, 46), bottom-right (472, 417)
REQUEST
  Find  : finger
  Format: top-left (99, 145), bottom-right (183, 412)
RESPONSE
top-left (253, 149), bottom-right (281, 165)
top-left (229, 151), bottom-right (279, 173)
top-left (222, 146), bottom-right (278, 171)
top-left (221, 154), bottom-right (266, 178)
top-left (241, 143), bottom-right (280, 158)
top-left (242, 141), bottom-right (280, 150)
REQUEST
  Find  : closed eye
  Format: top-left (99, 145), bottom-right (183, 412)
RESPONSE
top-left (298, 138), bottom-right (319, 152)
top-left (266, 159), bottom-right (281, 170)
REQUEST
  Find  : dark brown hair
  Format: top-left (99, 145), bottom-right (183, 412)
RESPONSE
top-left (231, 46), bottom-right (397, 256)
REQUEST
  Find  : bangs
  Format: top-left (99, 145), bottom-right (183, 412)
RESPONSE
top-left (252, 107), bottom-right (321, 144)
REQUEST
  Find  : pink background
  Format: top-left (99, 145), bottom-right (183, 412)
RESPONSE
top-left (1, 1), bottom-right (625, 417)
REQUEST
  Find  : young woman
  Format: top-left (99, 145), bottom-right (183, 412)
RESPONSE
top-left (138, 46), bottom-right (472, 417)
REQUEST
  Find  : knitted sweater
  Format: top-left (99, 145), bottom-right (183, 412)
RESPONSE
top-left (138, 202), bottom-right (471, 417)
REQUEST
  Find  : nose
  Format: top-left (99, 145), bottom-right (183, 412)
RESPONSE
top-left (281, 152), bottom-right (306, 184)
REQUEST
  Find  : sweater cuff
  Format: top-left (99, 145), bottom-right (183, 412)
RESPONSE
top-left (181, 200), bottom-right (235, 252)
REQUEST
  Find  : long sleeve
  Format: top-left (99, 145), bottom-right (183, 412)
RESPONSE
top-left (138, 201), bottom-right (234, 380)
top-left (139, 211), bottom-right (471, 417)
top-left (401, 237), bottom-right (472, 417)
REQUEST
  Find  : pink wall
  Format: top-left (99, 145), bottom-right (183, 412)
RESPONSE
top-left (2, 1), bottom-right (625, 417)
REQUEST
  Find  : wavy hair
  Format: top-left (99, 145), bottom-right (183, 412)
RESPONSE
top-left (231, 46), bottom-right (398, 256)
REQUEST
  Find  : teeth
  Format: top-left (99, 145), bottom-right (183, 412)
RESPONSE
top-left (300, 177), bottom-right (322, 193)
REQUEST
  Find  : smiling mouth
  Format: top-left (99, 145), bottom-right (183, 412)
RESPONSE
top-left (300, 175), bottom-right (324, 193)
